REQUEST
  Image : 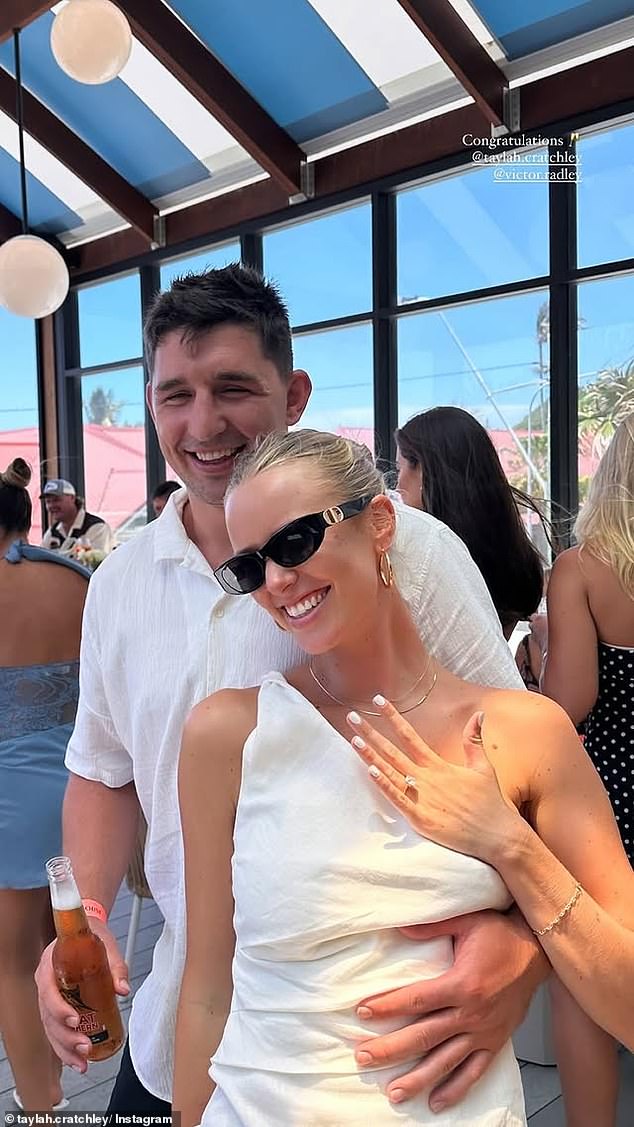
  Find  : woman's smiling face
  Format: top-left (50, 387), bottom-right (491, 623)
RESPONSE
top-left (224, 464), bottom-right (392, 655)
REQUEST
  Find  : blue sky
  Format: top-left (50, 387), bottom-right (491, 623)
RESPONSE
top-left (2, 121), bottom-right (634, 444)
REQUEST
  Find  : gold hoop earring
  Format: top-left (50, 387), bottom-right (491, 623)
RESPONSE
top-left (378, 551), bottom-right (394, 588)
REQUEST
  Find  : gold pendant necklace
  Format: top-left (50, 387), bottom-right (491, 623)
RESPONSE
top-left (308, 658), bottom-right (438, 717)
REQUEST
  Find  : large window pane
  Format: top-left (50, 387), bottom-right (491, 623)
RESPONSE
top-left (577, 123), bottom-right (634, 268)
top-left (397, 156), bottom-right (549, 302)
top-left (398, 291), bottom-right (551, 520)
top-left (578, 275), bottom-right (634, 502)
top-left (292, 323), bottom-right (373, 448)
top-left (80, 367), bottom-right (146, 541)
top-left (78, 273), bottom-right (142, 367)
top-left (264, 203), bottom-right (372, 327)
top-left (0, 309), bottom-right (42, 541)
top-left (160, 242), bottom-right (240, 290)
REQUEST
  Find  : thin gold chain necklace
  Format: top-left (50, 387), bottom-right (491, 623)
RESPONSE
top-left (308, 657), bottom-right (438, 717)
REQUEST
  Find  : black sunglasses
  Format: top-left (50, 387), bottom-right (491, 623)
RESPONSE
top-left (214, 494), bottom-right (374, 595)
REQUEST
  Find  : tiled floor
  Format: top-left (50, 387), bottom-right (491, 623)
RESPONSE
top-left (1, 883), bottom-right (633, 1122)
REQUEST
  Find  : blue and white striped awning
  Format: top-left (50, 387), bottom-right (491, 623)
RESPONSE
top-left (0, 0), bottom-right (633, 249)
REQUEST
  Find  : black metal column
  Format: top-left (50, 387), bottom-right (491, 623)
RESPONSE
top-left (548, 136), bottom-right (579, 544)
top-left (372, 191), bottom-right (397, 466)
top-left (54, 290), bottom-right (85, 495)
top-left (35, 319), bottom-right (50, 475)
top-left (241, 232), bottom-right (263, 273)
top-left (140, 264), bottom-right (165, 517)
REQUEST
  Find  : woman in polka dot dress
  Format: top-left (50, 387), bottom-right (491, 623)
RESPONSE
top-left (584, 643), bottom-right (634, 862)
top-left (543, 413), bottom-right (634, 1127)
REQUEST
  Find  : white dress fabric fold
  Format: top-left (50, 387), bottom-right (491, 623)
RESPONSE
top-left (203, 673), bottom-right (526, 1126)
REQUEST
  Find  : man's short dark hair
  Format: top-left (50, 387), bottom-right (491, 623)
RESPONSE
top-left (152, 480), bottom-right (181, 502)
top-left (144, 263), bottom-right (293, 380)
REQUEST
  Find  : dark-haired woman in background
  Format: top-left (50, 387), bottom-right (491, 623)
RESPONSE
top-left (396, 407), bottom-right (547, 640)
top-left (0, 459), bottom-right (89, 1112)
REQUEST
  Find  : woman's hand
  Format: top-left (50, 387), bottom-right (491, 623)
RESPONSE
top-left (347, 698), bottom-right (526, 866)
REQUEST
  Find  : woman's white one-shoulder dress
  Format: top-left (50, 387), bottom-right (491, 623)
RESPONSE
top-left (202, 673), bottom-right (526, 1126)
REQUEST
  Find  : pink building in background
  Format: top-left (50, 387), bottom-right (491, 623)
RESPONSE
top-left (0, 425), bottom-right (147, 544)
top-left (0, 423), bottom-right (602, 548)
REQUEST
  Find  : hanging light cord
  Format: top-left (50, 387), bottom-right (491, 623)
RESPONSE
top-left (13, 28), bottom-right (28, 235)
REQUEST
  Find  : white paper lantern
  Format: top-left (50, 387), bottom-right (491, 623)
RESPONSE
top-left (0, 235), bottom-right (69, 319)
top-left (51, 0), bottom-right (132, 85)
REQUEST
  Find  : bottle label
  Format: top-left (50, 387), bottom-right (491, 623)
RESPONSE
top-left (60, 985), bottom-right (109, 1044)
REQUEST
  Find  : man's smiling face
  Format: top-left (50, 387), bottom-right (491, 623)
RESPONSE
top-left (147, 323), bottom-right (310, 507)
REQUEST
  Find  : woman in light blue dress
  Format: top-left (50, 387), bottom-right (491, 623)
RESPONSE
top-left (0, 458), bottom-right (89, 1112)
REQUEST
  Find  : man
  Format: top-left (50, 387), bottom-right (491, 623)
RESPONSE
top-left (36, 266), bottom-right (546, 1117)
top-left (151, 479), bottom-right (181, 517)
top-left (41, 480), bottom-right (115, 555)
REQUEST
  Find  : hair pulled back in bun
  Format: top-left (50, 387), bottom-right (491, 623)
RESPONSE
top-left (0, 458), bottom-right (33, 536)
top-left (1, 458), bottom-right (32, 489)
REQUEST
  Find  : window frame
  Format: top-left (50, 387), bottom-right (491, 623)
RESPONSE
top-left (50, 119), bottom-right (634, 549)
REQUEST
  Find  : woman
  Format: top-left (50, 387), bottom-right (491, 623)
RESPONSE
top-left (0, 458), bottom-right (89, 1112)
top-left (539, 417), bottom-right (634, 1125)
top-left (175, 431), bottom-right (633, 1127)
top-left (396, 407), bottom-right (547, 639)
top-left (543, 415), bottom-right (634, 857)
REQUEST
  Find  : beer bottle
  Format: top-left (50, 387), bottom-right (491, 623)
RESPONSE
top-left (46, 856), bottom-right (124, 1061)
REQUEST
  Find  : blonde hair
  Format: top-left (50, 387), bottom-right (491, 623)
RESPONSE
top-left (228, 429), bottom-right (386, 503)
top-left (575, 414), bottom-right (634, 596)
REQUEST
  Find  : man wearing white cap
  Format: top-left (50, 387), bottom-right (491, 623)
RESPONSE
top-left (40, 479), bottom-right (114, 556)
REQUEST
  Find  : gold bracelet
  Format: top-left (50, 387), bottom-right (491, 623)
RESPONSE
top-left (532, 882), bottom-right (583, 936)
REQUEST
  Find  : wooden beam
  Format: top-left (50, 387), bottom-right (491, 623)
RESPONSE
top-left (0, 202), bottom-right (21, 242)
top-left (316, 104), bottom-right (485, 196)
top-left (69, 46), bottom-right (634, 279)
top-left (0, 69), bottom-right (157, 243)
top-left (116, 0), bottom-right (306, 196)
top-left (522, 46), bottom-right (634, 128)
top-left (167, 180), bottom-right (289, 247)
top-left (397, 0), bottom-right (506, 126)
top-left (0, 2), bottom-right (54, 44)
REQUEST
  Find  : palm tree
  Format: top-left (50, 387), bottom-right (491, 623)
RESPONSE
top-left (578, 360), bottom-right (634, 439)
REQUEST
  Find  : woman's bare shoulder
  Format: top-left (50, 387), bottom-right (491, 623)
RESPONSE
top-left (179, 688), bottom-right (260, 813)
top-left (550, 545), bottom-right (588, 590)
top-left (551, 545), bottom-right (581, 571)
top-left (185, 686), bottom-right (259, 746)
top-left (481, 686), bottom-right (581, 784)
top-left (482, 685), bottom-right (573, 738)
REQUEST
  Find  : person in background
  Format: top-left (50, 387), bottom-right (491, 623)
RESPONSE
top-left (40, 479), bottom-right (115, 555)
top-left (396, 406), bottom-right (547, 639)
top-left (0, 459), bottom-right (89, 1113)
top-left (152, 480), bottom-right (181, 517)
top-left (515, 573), bottom-right (550, 692)
top-left (541, 414), bottom-right (634, 1127)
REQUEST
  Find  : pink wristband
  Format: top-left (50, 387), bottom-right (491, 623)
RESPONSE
top-left (82, 898), bottom-right (107, 923)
